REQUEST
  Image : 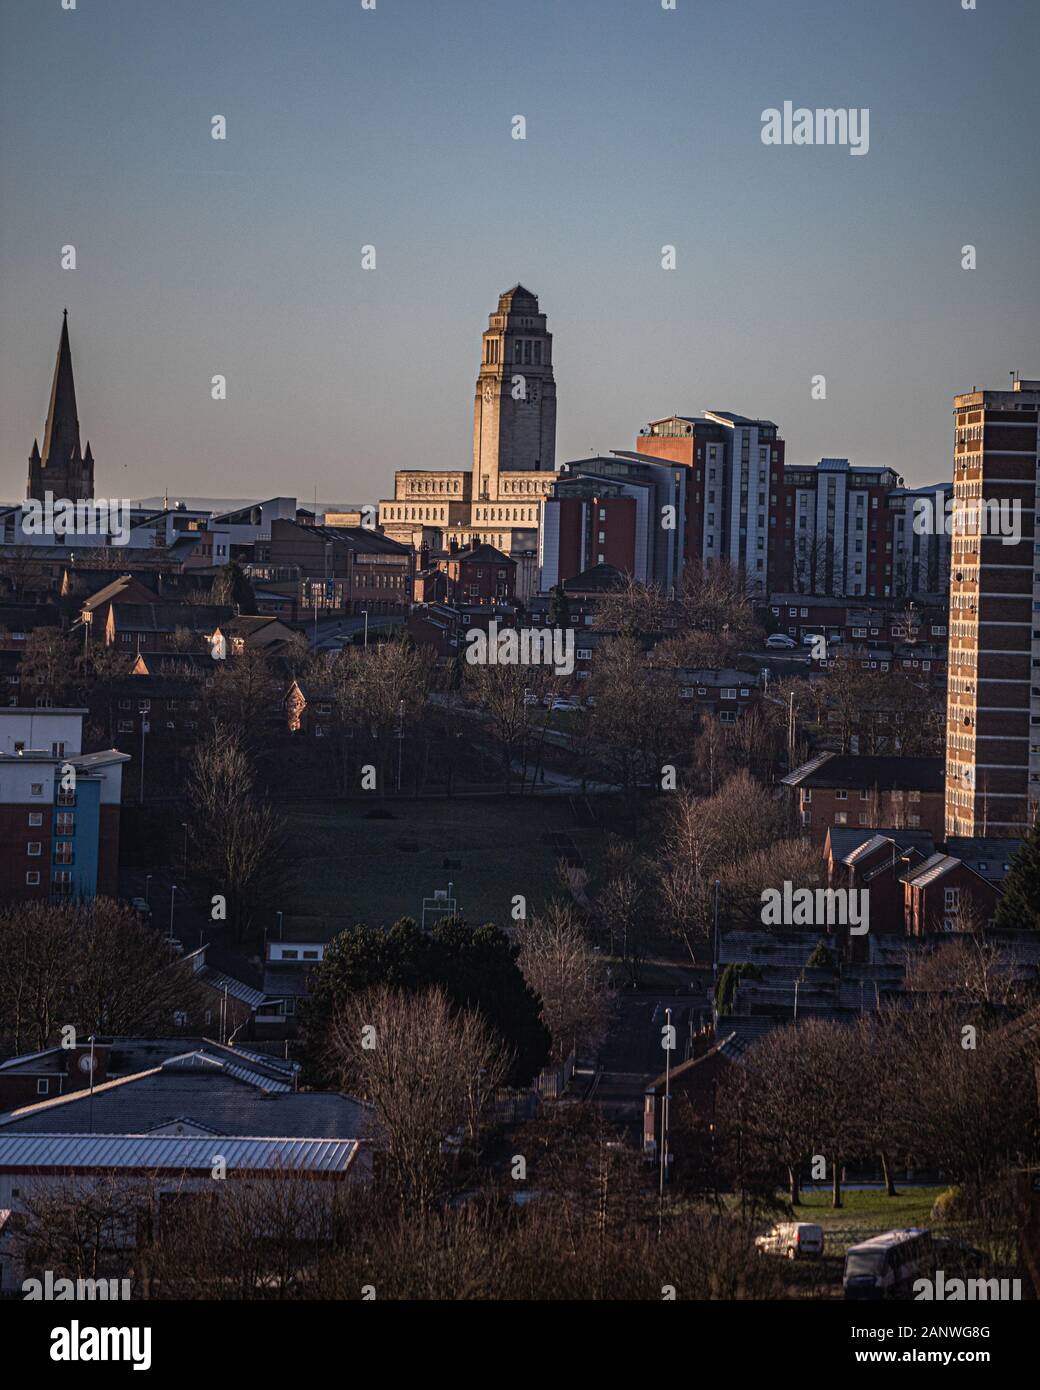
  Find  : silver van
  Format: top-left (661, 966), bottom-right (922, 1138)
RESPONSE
top-left (755, 1221), bottom-right (824, 1260)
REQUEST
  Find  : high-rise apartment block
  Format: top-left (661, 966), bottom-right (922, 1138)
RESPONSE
top-left (540, 412), bottom-right (786, 594)
top-left (779, 459), bottom-right (951, 599)
top-left (945, 378), bottom-right (1040, 837)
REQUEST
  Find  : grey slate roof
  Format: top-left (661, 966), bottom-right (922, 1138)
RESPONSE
top-left (826, 826), bottom-right (935, 861)
top-left (944, 837), bottom-right (1023, 883)
top-left (784, 752), bottom-right (944, 794)
top-left (0, 1065), bottom-right (369, 1140)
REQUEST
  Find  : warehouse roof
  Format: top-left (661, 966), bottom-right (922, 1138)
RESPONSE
top-left (0, 1133), bottom-right (360, 1175)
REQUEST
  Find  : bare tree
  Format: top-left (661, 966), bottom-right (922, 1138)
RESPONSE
top-left (463, 659), bottom-right (529, 793)
top-left (18, 627), bottom-right (81, 706)
top-left (0, 899), bottom-right (211, 1050)
top-left (589, 635), bottom-right (675, 807)
top-left (185, 725), bottom-right (286, 941)
top-left (516, 902), bottom-right (611, 1063)
top-left (0, 902), bottom-right (79, 1052)
top-left (331, 640), bottom-right (436, 794)
top-left (323, 984), bottom-right (509, 1212)
top-left (10, 1175), bottom-right (152, 1286)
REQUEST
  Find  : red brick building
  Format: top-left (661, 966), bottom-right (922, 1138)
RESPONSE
top-left (413, 543), bottom-right (516, 606)
top-left (783, 752), bottom-right (945, 844)
top-left (902, 853), bottom-right (1001, 935)
top-left (255, 519), bottom-right (414, 618)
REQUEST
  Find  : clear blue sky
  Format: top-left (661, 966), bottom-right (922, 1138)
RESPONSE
top-left (1, 0), bottom-right (1037, 504)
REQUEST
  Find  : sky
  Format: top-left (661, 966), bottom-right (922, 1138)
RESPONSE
top-left (1, 0), bottom-right (1037, 506)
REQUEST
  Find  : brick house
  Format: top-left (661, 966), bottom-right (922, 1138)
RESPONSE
top-left (902, 854), bottom-right (1002, 935)
top-left (414, 543), bottom-right (516, 606)
top-left (285, 678), bottom-right (335, 737)
top-left (103, 602), bottom-right (232, 654)
top-left (783, 751), bottom-right (945, 844)
top-left (674, 668), bottom-right (763, 723)
top-left (824, 830), bottom-right (931, 936)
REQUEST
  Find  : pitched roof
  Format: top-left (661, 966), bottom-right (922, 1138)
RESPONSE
top-left (562, 563), bottom-right (626, 593)
top-left (944, 837), bottom-right (1023, 882)
top-left (783, 752), bottom-right (944, 794)
top-left (0, 1054), bottom-right (369, 1139)
top-left (904, 852), bottom-right (998, 895)
top-left (109, 603), bottom-right (231, 632)
top-left (825, 826), bottom-right (935, 862)
top-left (81, 575), bottom-right (155, 611)
top-left (500, 283), bottom-right (538, 303)
top-left (450, 543), bottom-right (513, 565)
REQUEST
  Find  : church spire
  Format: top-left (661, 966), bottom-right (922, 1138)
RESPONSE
top-left (41, 309), bottom-right (81, 467)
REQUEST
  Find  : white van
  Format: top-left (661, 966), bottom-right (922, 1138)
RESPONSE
top-left (755, 1222), bottom-right (824, 1260)
top-left (843, 1229), bottom-right (933, 1299)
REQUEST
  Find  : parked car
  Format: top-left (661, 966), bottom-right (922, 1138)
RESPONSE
top-left (801, 632), bottom-right (824, 646)
top-left (756, 1222), bottom-right (824, 1260)
top-left (843, 1228), bottom-right (933, 1298)
top-left (548, 697), bottom-right (581, 713)
top-left (130, 897), bottom-right (152, 918)
top-left (765, 633), bottom-right (797, 650)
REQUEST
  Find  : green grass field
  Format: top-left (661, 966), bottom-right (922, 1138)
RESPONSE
top-left (281, 796), bottom-right (601, 931)
top-left (792, 1185), bottom-right (943, 1252)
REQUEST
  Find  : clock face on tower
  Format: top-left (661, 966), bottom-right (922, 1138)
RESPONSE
top-left (483, 381), bottom-right (495, 404)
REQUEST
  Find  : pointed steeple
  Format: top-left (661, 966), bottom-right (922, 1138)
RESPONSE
top-left (41, 309), bottom-right (81, 468)
top-left (30, 439), bottom-right (41, 462)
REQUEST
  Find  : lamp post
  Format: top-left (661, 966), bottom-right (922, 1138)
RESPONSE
top-left (87, 1033), bottom-right (96, 1135)
top-left (712, 879), bottom-right (721, 1028)
top-left (138, 705), bottom-right (148, 804)
top-left (362, 610), bottom-right (369, 649)
top-left (658, 1005), bottom-right (672, 1235)
top-left (144, 873), bottom-right (152, 906)
top-left (396, 699), bottom-right (405, 793)
top-left (168, 883), bottom-right (178, 951)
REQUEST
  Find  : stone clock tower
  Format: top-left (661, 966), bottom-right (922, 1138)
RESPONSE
top-left (472, 285), bottom-right (556, 501)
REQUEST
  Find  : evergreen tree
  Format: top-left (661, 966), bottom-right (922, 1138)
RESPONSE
top-left (805, 942), bottom-right (836, 971)
top-left (547, 583), bottom-right (571, 631)
top-left (714, 962), bottom-right (760, 1016)
top-left (298, 915), bottom-right (551, 1087)
top-left (992, 820), bottom-right (1040, 931)
top-left (211, 561), bottom-right (258, 615)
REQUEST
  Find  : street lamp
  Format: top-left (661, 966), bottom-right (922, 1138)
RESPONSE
top-left (396, 699), bottom-right (405, 793)
top-left (362, 610), bottom-right (369, 649)
top-left (138, 704), bottom-right (149, 804)
top-left (144, 873), bottom-right (152, 906)
top-left (712, 880), bottom-right (721, 1028)
top-left (87, 1034), bottom-right (96, 1135)
top-left (658, 1006), bottom-right (674, 1233)
top-left (168, 884), bottom-right (178, 951)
